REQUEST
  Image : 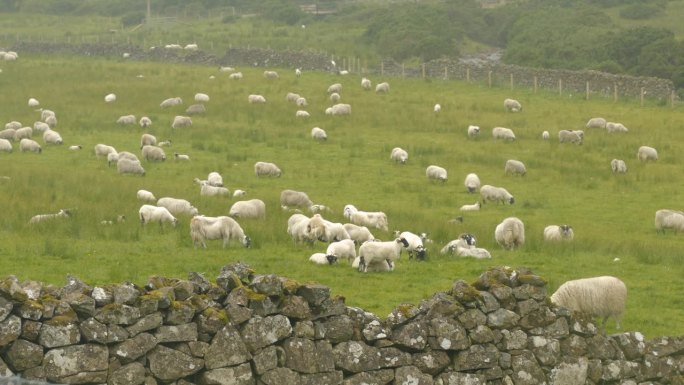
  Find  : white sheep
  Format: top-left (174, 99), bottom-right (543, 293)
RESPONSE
top-left (29, 209), bottom-right (71, 224)
top-left (611, 159), bottom-right (627, 174)
top-left (343, 223), bottom-right (375, 244)
top-left (503, 98), bottom-right (522, 112)
top-left (139, 117), bottom-right (152, 128)
top-left (13, 126), bottom-right (32, 141)
top-left (138, 205), bottom-right (177, 228)
top-left (326, 239), bottom-right (357, 263)
top-left (281, 189), bottom-right (313, 208)
top-left (295, 97), bottom-right (308, 107)
top-left (33, 121), bottom-right (50, 133)
top-left (254, 161), bottom-right (282, 177)
top-left (586, 117), bottom-right (607, 129)
top-left (137, 189), bottom-right (157, 202)
top-left (190, 215), bottom-right (251, 248)
top-left (43, 130), bottom-right (63, 145)
top-left (160, 97), bottom-right (183, 108)
top-left (141, 145), bottom-right (166, 162)
top-left (375, 82), bottom-right (390, 93)
top-left (504, 159), bottom-right (526, 176)
top-left (637, 146), bottom-right (658, 161)
top-left (157, 197), bottom-right (199, 216)
top-left (19, 138), bottom-right (42, 153)
top-left (331, 103), bottom-right (351, 116)
top-left (248, 94), bottom-right (266, 104)
top-left (426, 165), bottom-right (448, 182)
top-left (207, 171), bottom-right (223, 187)
top-left (194, 93), bottom-right (210, 102)
top-left (233, 189), bottom-right (246, 197)
top-left (174, 153), bottom-right (190, 161)
top-left (480, 184), bottom-right (514, 205)
top-left (310, 253), bottom-right (337, 265)
top-left (287, 213), bottom-right (315, 245)
top-left (654, 209), bottom-right (684, 233)
top-left (464, 173), bottom-right (481, 193)
top-left (390, 147), bottom-right (408, 164)
top-left (492, 127), bottom-right (516, 141)
top-left (286, 92), bottom-right (301, 103)
top-left (311, 127), bottom-right (327, 142)
top-left (330, 93), bottom-right (341, 103)
top-left (5, 121), bottom-right (21, 130)
top-left (394, 231), bottom-right (426, 260)
top-left (140, 133), bottom-right (157, 149)
top-left (219, 66), bottom-right (235, 73)
top-left (495, 217), bottom-right (525, 250)
top-left (200, 183), bottom-right (230, 197)
top-left (186, 104), bottom-right (206, 115)
top-left (542, 131), bottom-right (550, 140)
top-left (606, 122), bottom-right (628, 133)
top-left (94, 144), bottom-right (117, 158)
top-left (101, 215), bottom-right (126, 225)
top-left (433, 104), bottom-right (441, 113)
top-left (171, 116), bottom-right (192, 129)
top-left (40, 110), bottom-right (55, 122)
top-left (305, 214), bottom-right (329, 242)
top-left (229, 199), bottom-right (266, 219)
top-left (361, 78), bottom-right (371, 90)
top-left (327, 83), bottom-right (342, 94)
top-left (442, 236), bottom-right (491, 259)
top-left (116, 115), bottom-right (137, 125)
top-left (229, 72), bottom-right (243, 80)
top-left (295, 68), bottom-right (302, 77)
top-left (104, 93), bottom-right (116, 103)
top-left (117, 158), bottom-right (145, 176)
top-left (543, 225), bottom-right (574, 241)
top-left (296, 110), bottom-right (310, 118)
top-left (0, 128), bottom-right (15, 140)
top-left (351, 256), bottom-right (390, 272)
top-left (459, 202), bottom-right (481, 212)
top-left (263, 70), bottom-right (279, 79)
top-left (550, 276), bottom-right (626, 329)
top-left (45, 115), bottom-right (57, 128)
top-left (319, 219), bottom-right (351, 243)
top-left (184, 43), bottom-right (198, 50)
top-left (558, 130), bottom-right (583, 145)
top-left (28, 98), bottom-right (40, 108)
top-left (467, 125), bottom-right (480, 138)
top-left (0, 138), bottom-right (12, 153)
top-left (68, 145), bottom-right (82, 151)
top-left (357, 238), bottom-right (408, 272)
top-left (343, 205), bottom-right (389, 232)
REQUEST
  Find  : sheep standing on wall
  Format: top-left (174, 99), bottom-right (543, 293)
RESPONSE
top-left (255, 161), bottom-right (282, 177)
top-left (637, 146), bottom-right (658, 161)
top-left (543, 225), bottom-right (574, 241)
top-left (495, 217), bottom-right (525, 250)
top-left (504, 98), bottom-right (522, 112)
top-left (190, 215), bottom-right (251, 248)
top-left (464, 173), bottom-right (481, 193)
top-left (426, 165), bottom-right (448, 182)
top-left (611, 159), bottom-right (627, 174)
top-left (504, 160), bottom-right (526, 176)
top-left (480, 185), bottom-right (514, 205)
top-left (492, 127), bottom-right (516, 141)
top-left (654, 209), bottom-right (684, 233)
top-left (550, 276), bottom-right (627, 329)
top-left (390, 147), bottom-right (408, 164)
top-left (138, 205), bottom-right (177, 228)
top-left (29, 209), bottom-right (71, 224)
top-left (357, 238), bottom-right (408, 272)
top-left (229, 199), bottom-right (266, 219)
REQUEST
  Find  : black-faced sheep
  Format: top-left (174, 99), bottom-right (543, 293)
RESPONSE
top-left (310, 253), bottom-right (337, 265)
top-left (543, 225), bottom-right (574, 241)
top-left (326, 239), bottom-right (357, 264)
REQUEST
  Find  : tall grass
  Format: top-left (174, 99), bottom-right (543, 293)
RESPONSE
top-left (1, 56), bottom-right (683, 337)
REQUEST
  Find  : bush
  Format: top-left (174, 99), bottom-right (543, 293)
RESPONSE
top-left (619, 4), bottom-right (663, 20)
top-left (121, 11), bottom-right (145, 27)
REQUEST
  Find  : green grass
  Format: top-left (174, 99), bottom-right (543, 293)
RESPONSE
top-left (1, 55), bottom-right (684, 338)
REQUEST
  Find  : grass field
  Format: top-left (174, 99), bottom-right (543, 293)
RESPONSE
top-left (0, 55), bottom-right (683, 338)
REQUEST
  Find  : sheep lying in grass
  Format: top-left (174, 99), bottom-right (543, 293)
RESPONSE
top-left (352, 255), bottom-right (390, 272)
top-left (443, 236), bottom-right (491, 259)
top-left (310, 253), bottom-right (337, 265)
top-left (394, 231), bottom-right (426, 260)
top-left (229, 72), bottom-right (243, 80)
top-left (174, 153), bottom-right (190, 161)
top-left (137, 189), bottom-right (157, 202)
top-left (29, 209), bottom-right (71, 224)
top-left (503, 98), bottom-right (522, 112)
top-left (460, 202), bottom-right (481, 212)
top-left (200, 183), bottom-right (230, 197)
top-left (157, 197), bottom-right (199, 217)
top-left (344, 204), bottom-right (389, 232)
top-left (326, 239), bottom-right (357, 264)
top-left (190, 215), bottom-right (251, 249)
top-left (550, 276), bottom-right (627, 329)
top-left (480, 185), bottom-right (514, 205)
top-left (390, 147), bottom-right (408, 164)
top-left (229, 199), bottom-right (266, 219)
top-left (654, 209), bottom-right (684, 233)
top-left (637, 146), bottom-right (658, 161)
top-left (138, 205), bottom-right (177, 228)
top-left (255, 161), bottom-right (282, 177)
top-left (543, 225), bottom-right (574, 241)
top-left (464, 173), bottom-right (481, 193)
top-left (357, 238), bottom-right (408, 272)
top-left (611, 159), bottom-right (627, 174)
top-left (286, 92), bottom-right (301, 103)
top-left (426, 165), bottom-right (448, 182)
top-left (495, 217), bottom-right (525, 250)
top-left (504, 160), bottom-right (526, 176)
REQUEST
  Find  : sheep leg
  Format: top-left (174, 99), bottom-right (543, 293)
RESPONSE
top-left (358, 256), bottom-right (366, 272)
top-left (386, 259), bottom-right (393, 271)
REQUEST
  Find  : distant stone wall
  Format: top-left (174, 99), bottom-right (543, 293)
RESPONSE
top-left (1, 264), bottom-right (682, 385)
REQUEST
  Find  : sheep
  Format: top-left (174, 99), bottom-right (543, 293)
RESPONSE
top-left (194, 93), bottom-right (210, 102)
top-left (464, 173), bottom-right (481, 193)
top-left (0, 138), bottom-right (12, 153)
top-left (338, 70), bottom-right (349, 76)
top-left (229, 199), bottom-right (266, 219)
top-left (41, 110), bottom-right (55, 122)
top-left (160, 97), bottom-right (183, 108)
top-left (296, 110), bottom-right (310, 118)
top-left (207, 172), bottom-right (224, 187)
top-left (263, 70), bottom-right (279, 79)
top-left (611, 159), bottom-right (627, 174)
top-left (138, 205), bottom-right (178, 228)
top-left (504, 159), bottom-right (527, 176)
top-left (426, 165), bottom-right (448, 182)
top-left (654, 209), bottom-right (684, 233)
top-left (200, 183), bottom-right (231, 197)
top-left (19, 138), bottom-right (42, 153)
top-left (394, 231), bottom-right (426, 260)
top-left (319, 219), bottom-right (351, 243)
top-left (357, 238), bottom-right (408, 272)
top-left (331, 103), bottom-right (351, 116)
top-left (117, 158), bottom-right (145, 176)
top-left (184, 43), bottom-right (198, 50)
top-left (503, 98), bottom-right (522, 112)
top-left (171, 116), bottom-right (192, 129)
top-left (190, 215), bottom-right (251, 249)
top-left (158, 140), bottom-right (172, 147)
top-left (229, 72), bottom-right (243, 80)
top-left (68, 145), bottom-right (82, 151)
top-left (94, 144), bottom-right (117, 158)
top-left (13, 126), bottom-right (32, 141)
top-left (586, 117), bottom-right (607, 129)
top-left (343, 204), bottom-right (389, 232)
top-left (286, 92), bottom-right (301, 103)
top-left (606, 122), bottom-right (628, 133)
top-left (327, 83), bottom-right (342, 94)
top-left (480, 184), bottom-right (515, 205)
top-left (542, 131), bottom-right (550, 140)
top-left (550, 276), bottom-right (626, 329)
top-left (459, 202), bottom-right (481, 212)
top-left (442, 237), bottom-right (491, 259)
top-left (311, 127), bottom-right (327, 142)
top-left (390, 147), bottom-right (408, 164)
top-left (330, 93), bottom-right (341, 103)
top-left (310, 253), bottom-right (337, 265)
top-left (104, 93), bottom-right (116, 103)
top-left (375, 82), bottom-right (390, 93)
top-left (295, 68), bottom-right (302, 77)
top-left (281, 190), bottom-right (313, 208)
top-left (295, 97), bottom-right (308, 107)
top-left (325, 107), bottom-right (333, 115)
top-left (140, 133), bottom-right (157, 149)
top-left (233, 189), bottom-right (246, 198)
top-left (137, 189), bottom-right (157, 202)
top-left (343, 223), bottom-right (375, 245)
top-left (43, 130), bottom-right (63, 145)
top-left (29, 209), bottom-right (71, 224)
top-left (433, 103), bottom-right (441, 113)
top-left (637, 146), bottom-right (658, 161)
top-left (287, 213), bottom-right (316, 245)
top-left (33, 121), bottom-right (50, 133)
top-left (357, 77), bottom-right (371, 91)
top-left (174, 153), bottom-right (190, 161)
top-left (219, 66), bottom-right (235, 73)
top-left (558, 130), bottom-right (583, 145)
top-left (492, 127), bottom-right (516, 141)
top-left (116, 115), bottom-right (137, 125)
top-left (254, 161), bottom-right (282, 177)
top-left (248, 94), bottom-right (266, 104)
top-left (326, 239), bottom-right (357, 264)
top-left (157, 197), bottom-right (199, 217)
top-left (139, 116), bottom-right (152, 128)
top-left (5, 121), bottom-right (22, 130)
top-left (186, 104), bottom-right (206, 115)
top-left (543, 225), bottom-right (574, 241)
top-left (45, 115), bottom-right (57, 128)
top-left (306, 214), bottom-right (328, 242)
top-left (0, 128), bottom-right (15, 140)
top-left (467, 125), bottom-right (480, 138)
top-left (28, 98), bottom-right (40, 108)
top-left (495, 217), bottom-right (525, 250)
top-left (141, 145), bottom-right (166, 162)
top-left (351, 256), bottom-right (390, 272)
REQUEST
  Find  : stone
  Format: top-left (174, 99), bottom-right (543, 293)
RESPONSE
top-left (333, 341), bottom-right (411, 373)
top-left (528, 335), bottom-right (561, 366)
top-left (252, 346), bottom-right (281, 375)
top-left (612, 332), bottom-right (646, 360)
top-left (250, 274), bottom-right (283, 297)
top-left (438, 372), bottom-right (487, 385)
top-left (293, 320), bottom-right (315, 339)
top-left (393, 321), bottom-right (428, 351)
top-left (196, 307), bottom-right (229, 335)
top-left (154, 323), bottom-right (198, 343)
top-left (560, 334), bottom-right (588, 357)
top-left (205, 324), bottom-right (252, 369)
top-left (311, 296), bottom-right (347, 320)
top-left (216, 262), bottom-right (254, 292)
top-left (188, 271), bottom-right (213, 294)
top-left (125, 312), bottom-right (163, 336)
top-left (21, 319), bottom-right (42, 342)
top-left (411, 351), bottom-right (450, 375)
top-left (38, 320), bottom-right (81, 348)
top-left (363, 319), bottom-right (390, 342)
top-left (198, 363), bottom-right (254, 385)
top-left (0, 296), bottom-right (13, 322)
top-left (477, 291), bottom-right (500, 313)
top-left (147, 345), bottom-right (204, 381)
top-left (395, 366), bottom-right (433, 385)
top-left (342, 369), bottom-right (394, 385)
top-left (112, 332), bottom-right (157, 363)
top-left (225, 304), bottom-right (253, 325)
top-left (108, 362), bottom-right (146, 385)
top-left (248, 294), bottom-right (280, 317)
top-left (18, 300), bottom-right (43, 320)
top-left (319, 315), bottom-right (355, 343)
top-left (427, 317), bottom-right (470, 351)
top-left (173, 280), bottom-right (197, 301)
top-left (550, 357), bottom-right (589, 385)
top-left (282, 338), bottom-right (334, 373)
top-left (301, 371), bottom-right (343, 385)
top-left (112, 282), bottom-right (142, 305)
top-left (165, 301), bottom-right (197, 325)
top-left (457, 308), bottom-right (487, 330)
top-left (453, 344), bottom-right (500, 371)
top-left (64, 293), bottom-right (96, 318)
top-left (279, 295), bottom-right (312, 320)
top-left (43, 344), bottom-right (109, 384)
top-left (296, 283), bottom-right (330, 307)
top-left (510, 350), bottom-right (546, 385)
top-left (240, 315), bottom-right (292, 352)
top-left (95, 304), bottom-right (141, 325)
top-left (470, 324), bottom-right (495, 344)
top-left (487, 308), bottom-right (520, 329)
top-left (260, 367), bottom-right (301, 385)
top-left (5, 339), bottom-right (44, 371)
top-left (0, 315), bottom-right (21, 347)
top-left (91, 286), bottom-right (113, 307)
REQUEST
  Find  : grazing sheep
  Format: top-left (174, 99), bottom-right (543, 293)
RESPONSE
top-left (464, 173), bottom-right (481, 193)
top-left (174, 153), bottom-right (190, 161)
top-left (200, 183), bottom-right (230, 197)
top-left (550, 276), bottom-right (627, 329)
top-left (606, 122), bottom-right (628, 133)
top-left (637, 146), bottom-right (658, 161)
top-left (330, 93), bottom-right (341, 103)
top-left (296, 110), bottom-right (310, 118)
top-left (254, 161), bottom-right (282, 177)
top-left (544, 225), bottom-right (574, 241)
top-left (281, 190), bottom-right (313, 208)
top-left (160, 97), bottom-right (183, 108)
top-left (611, 159), bottom-right (627, 174)
top-left (295, 68), bottom-right (302, 77)
top-left (139, 116), bottom-right (152, 128)
top-left (140, 133), bottom-right (157, 149)
top-left (287, 213), bottom-right (316, 245)
top-left (141, 145), bottom-right (166, 162)
top-left (480, 184), bottom-right (514, 205)
top-left (94, 144), bottom-right (117, 158)
top-left (286, 92), bottom-right (301, 103)
top-left (19, 138), bottom-right (42, 153)
top-left (263, 70), bottom-right (279, 79)
top-left (492, 127), bottom-right (516, 141)
top-left (195, 93), bottom-right (210, 102)
top-left (45, 115), bottom-right (57, 128)
top-left (233, 189), bottom-right (246, 197)
top-left (503, 98), bottom-right (522, 112)
top-left (316, 218), bottom-right (351, 243)
top-left (28, 98), bottom-right (40, 108)
top-left (104, 93), bottom-right (116, 103)
top-left (156, 197), bottom-right (199, 217)
top-left (343, 223), bottom-right (375, 244)
top-left (0, 128), bottom-right (15, 140)
top-left (41, 109), bottom-right (55, 122)
top-left (0, 138), bottom-right (12, 153)
top-left (29, 209), bottom-right (71, 224)
top-left (186, 104), bottom-right (206, 115)
top-left (326, 239), bottom-right (357, 263)
top-left (542, 131), bottom-right (550, 140)
top-left (296, 97), bottom-right (308, 107)
top-left (43, 130), bottom-right (63, 145)
top-left (117, 158), bottom-right (145, 176)
top-left (586, 117), bottom-right (607, 129)
top-left (331, 103), bottom-right (351, 116)
top-left (206, 171), bottom-right (223, 187)
top-left (116, 115), bottom-right (136, 125)
top-left (460, 202), bottom-right (481, 212)
top-left (138, 205), bottom-right (177, 227)
top-left (433, 103), bottom-right (441, 113)
top-left (327, 83), bottom-right (342, 94)
top-left (13, 126), bottom-right (32, 141)
top-left (467, 125), bottom-right (480, 138)
top-left (68, 145), bottom-right (82, 151)
top-left (343, 204), bottom-right (389, 232)
top-left (504, 159), bottom-right (526, 176)
top-left (654, 209), bottom-right (684, 233)
top-left (248, 94), bottom-right (267, 104)
top-left (394, 231), bottom-right (426, 260)
top-left (351, 256), bottom-right (390, 272)
top-left (190, 215), bottom-right (251, 248)
top-left (5, 121), bottom-right (22, 130)
top-left (310, 253), bottom-right (337, 265)
top-left (171, 116), bottom-right (192, 129)
top-left (375, 82), bottom-right (390, 93)
top-left (558, 130), bottom-right (583, 145)
top-left (495, 217), bottom-right (525, 250)
top-left (311, 127), bottom-right (327, 142)
top-left (229, 199), bottom-right (266, 219)
top-left (137, 189), bottom-right (157, 202)
top-left (229, 72), bottom-right (243, 80)
top-left (33, 121), bottom-right (50, 133)
top-left (361, 77), bottom-right (372, 90)
top-left (426, 165), bottom-right (448, 182)
top-left (357, 238), bottom-right (408, 272)
top-left (390, 147), bottom-right (408, 164)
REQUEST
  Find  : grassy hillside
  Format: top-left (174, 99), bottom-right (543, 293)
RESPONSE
top-left (1, 55), bottom-right (683, 338)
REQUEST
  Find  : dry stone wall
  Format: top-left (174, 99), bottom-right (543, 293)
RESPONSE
top-left (1, 264), bottom-right (683, 385)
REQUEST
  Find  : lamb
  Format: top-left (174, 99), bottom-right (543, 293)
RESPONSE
top-left (330, 93), bottom-right (341, 103)
top-left (156, 197), bottom-right (199, 216)
top-left (611, 159), bottom-right (627, 174)
top-left (550, 276), bottom-right (627, 329)
top-left (281, 189), bottom-right (313, 208)
top-left (248, 95), bottom-right (266, 104)
top-left (0, 138), bottom-right (12, 153)
top-left (19, 138), bottom-right (42, 153)
top-left (426, 165), bottom-right (448, 182)
top-left (495, 217), bottom-right (525, 250)
top-left (200, 183), bottom-right (231, 197)
top-left (394, 231), bottom-right (426, 260)
top-left (286, 92), bottom-right (301, 103)
top-left (138, 205), bottom-right (177, 228)
top-left (467, 125), bottom-right (480, 138)
top-left (464, 173), bottom-right (481, 193)
top-left (295, 68), bottom-right (302, 77)
top-left (139, 117), bottom-right (152, 128)
top-left (503, 98), bottom-right (522, 112)
top-left (542, 131), bottom-right (550, 140)
top-left (357, 238), bottom-right (408, 272)
top-left (233, 189), bottom-right (246, 197)
top-left (586, 117), bottom-right (607, 129)
top-left (94, 144), bottom-right (117, 158)
top-left (174, 153), bottom-right (190, 161)
top-left (310, 253), bottom-right (337, 265)
top-left (460, 202), bottom-right (481, 212)
top-left (190, 215), bottom-right (251, 248)
top-left (434, 104), bottom-right (441, 113)
top-left (390, 147), bottom-right (408, 164)
top-left (327, 83), bottom-right (342, 94)
top-left (343, 223), bottom-right (375, 244)
top-left (504, 159), bottom-right (526, 176)
top-left (263, 70), bottom-right (279, 79)
top-left (343, 204), bottom-right (389, 232)
top-left (28, 98), bottom-right (40, 108)
top-left (117, 158), bottom-right (145, 176)
top-left (13, 126), bottom-right (32, 141)
top-left (326, 239), bottom-right (357, 264)
top-left (229, 199), bottom-right (266, 219)
top-left (254, 161), bottom-right (282, 177)
top-left (140, 133), bottom-right (157, 149)
top-left (160, 97), bottom-right (183, 108)
top-left (43, 130), bottom-right (63, 145)
top-left (295, 110), bottom-right (310, 118)
top-left (637, 146), bottom-right (658, 161)
top-left (351, 255), bottom-right (391, 272)
top-left (492, 127), bottom-right (516, 141)
top-left (207, 172), bottom-right (224, 187)
top-left (116, 115), bottom-right (137, 125)
top-left (361, 78), bottom-right (371, 90)
top-left (33, 121), bottom-right (50, 133)
top-left (654, 209), bottom-right (684, 233)
top-left (295, 97), bottom-right (308, 107)
top-left (442, 237), bottom-right (491, 259)
top-left (375, 82), bottom-right (390, 93)
top-left (229, 72), bottom-right (243, 80)
top-left (29, 209), bottom-right (71, 224)
top-left (171, 116), bottom-right (192, 129)
top-left (104, 93), bottom-right (116, 103)
top-left (543, 225), bottom-right (574, 241)
top-left (606, 122), bottom-right (628, 133)
top-left (194, 93), bottom-right (210, 102)
top-left (101, 215), bottom-right (126, 225)
top-left (186, 104), bottom-right (206, 115)
top-left (137, 189), bottom-right (157, 202)
top-left (311, 127), bottom-right (327, 142)
top-left (558, 130), bottom-right (583, 145)
top-left (141, 145), bottom-right (166, 162)
top-left (480, 184), bottom-right (514, 205)
top-left (331, 103), bottom-right (351, 116)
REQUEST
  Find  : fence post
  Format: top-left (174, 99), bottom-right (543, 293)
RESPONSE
top-left (613, 83), bottom-right (618, 102)
top-left (422, 63), bottom-right (426, 79)
top-left (640, 87), bottom-right (645, 107)
top-left (586, 81), bottom-right (590, 100)
top-left (509, 73), bottom-right (513, 90)
top-left (558, 78), bottom-right (562, 96)
top-left (488, 71), bottom-right (492, 88)
top-left (672, 90), bottom-right (676, 108)
top-left (533, 76), bottom-right (538, 93)
top-left (444, 66), bottom-right (447, 80)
